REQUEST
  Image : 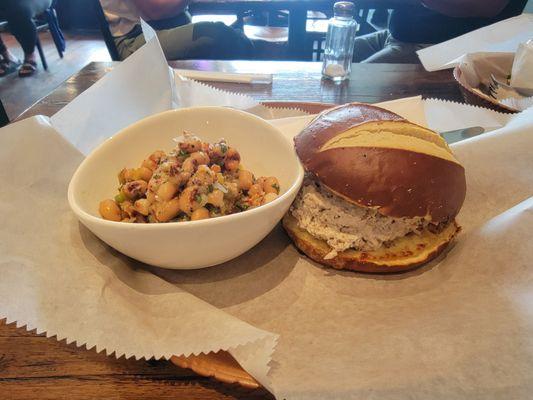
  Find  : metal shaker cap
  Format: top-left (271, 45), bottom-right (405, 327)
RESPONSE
top-left (333, 1), bottom-right (355, 18)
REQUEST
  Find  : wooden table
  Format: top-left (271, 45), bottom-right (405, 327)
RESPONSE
top-left (189, 0), bottom-right (407, 59)
top-left (20, 60), bottom-right (462, 119)
top-left (6, 60), bottom-right (462, 399)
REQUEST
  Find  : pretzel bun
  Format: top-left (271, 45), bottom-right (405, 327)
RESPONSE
top-left (285, 103), bottom-right (466, 273)
top-left (294, 103), bottom-right (465, 223)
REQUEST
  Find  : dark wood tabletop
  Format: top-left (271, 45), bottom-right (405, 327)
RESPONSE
top-left (6, 60), bottom-right (463, 399)
top-left (20, 60), bottom-right (462, 119)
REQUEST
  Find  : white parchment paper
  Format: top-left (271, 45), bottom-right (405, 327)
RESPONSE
top-left (1, 28), bottom-right (532, 399)
top-left (417, 13), bottom-right (533, 71)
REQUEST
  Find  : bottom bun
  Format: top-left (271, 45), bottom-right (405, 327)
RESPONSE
top-left (282, 214), bottom-right (460, 273)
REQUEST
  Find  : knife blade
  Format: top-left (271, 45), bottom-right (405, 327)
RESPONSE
top-left (440, 126), bottom-right (486, 144)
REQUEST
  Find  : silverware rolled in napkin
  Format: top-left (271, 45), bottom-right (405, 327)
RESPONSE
top-left (174, 69), bottom-right (273, 84)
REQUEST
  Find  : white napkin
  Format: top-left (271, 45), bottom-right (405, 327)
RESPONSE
top-left (174, 69), bottom-right (272, 84)
top-left (417, 13), bottom-right (533, 71)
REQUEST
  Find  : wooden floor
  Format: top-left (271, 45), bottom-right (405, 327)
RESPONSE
top-left (0, 31), bottom-right (110, 120)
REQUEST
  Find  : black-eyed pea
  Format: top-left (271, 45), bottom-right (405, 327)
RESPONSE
top-left (238, 170), bottom-right (253, 191)
top-left (207, 189), bottom-right (224, 207)
top-left (155, 198), bottom-right (181, 222)
top-left (179, 186), bottom-right (200, 215)
top-left (142, 158), bottom-right (157, 171)
top-left (157, 181), bottom-right (178, 201)
top-left (191, 207), bottom-right (210, 221)
top-left (118, 168), bottom-right (127, 184)
top-left (120, 168), bottom-right (138, 182)
top-left (224, 148), bottom-right (240, 172)
top-left (99, 199), bottom-right (122, 221)
top-left (262, 192), bottom-right (278, 205)
top-left (137, 167), bottom-right (153, 182)
top-left (122, 180), bottom-right (148, 200)
top-left (248, 183), bottom-right (263, 197)
top-left (262, 177), bottom-right (280, 194)
top-left (146, 191), bottom-right (156, 204)
top-left (134, 198), bottom-right (151, 216)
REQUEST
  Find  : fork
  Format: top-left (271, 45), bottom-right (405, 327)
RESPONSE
top-left (488, 74), bottom-right (533, 100)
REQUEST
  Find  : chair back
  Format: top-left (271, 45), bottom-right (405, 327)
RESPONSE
top-left (93, 0), bottom-right (122, 61)
top-left (0, 99), bottom-right (9, 128)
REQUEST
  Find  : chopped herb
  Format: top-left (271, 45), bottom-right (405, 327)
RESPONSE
top-left (153, 174), bottom-right (161, 180)
top-left (220, 143), bottom-right (228, 154)
top-left (208, 184), bottom-right (214, 192)
top-left (178, 149), bottom-right (189, 157)
top-left (236, 203), bottom-right (249, 211)
top-left (272, 183), bottom-right (280, 192)
top-left (195, 194), bottom-right (202, 203)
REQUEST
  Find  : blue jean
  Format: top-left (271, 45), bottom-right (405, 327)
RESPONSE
top-left (353, 30), bottom-right (430, 63)
top-left (0, 0), bottom-right (52, 55)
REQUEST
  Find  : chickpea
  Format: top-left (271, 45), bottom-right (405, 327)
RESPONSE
top-left (248, 183), bottom-right (264, 197)
top-left (99, 199), bottom-right (122, 221)
top-left (262, 192), bottom-right (278, 205)
top-left (179, 186), bottom-right (201, 215)
top-left (122, 180), bottom-right (148, 200)
top-left (191, 207), bottom-right (210, 221)
top-left (262, 177), bottom-right (280, 194)
top-left (157, 181), bottom-right (178, 201)
top-left (134, 198), bottom-right (151, 216)
top-left (238, 170), bottom-right (253, 191)
top-left (207, 189), bottom-right (224, 208)
top-left (224, 148), bottom-right (240, 172)
top-left (155, 198), bottom-right (181, 222)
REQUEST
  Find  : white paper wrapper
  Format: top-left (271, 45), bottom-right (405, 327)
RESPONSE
top-left (1, 26), bottom-right (532, 399)
top-left (417, 13), bottom-right (533, 71)
top-left (510, 39), bottom-right (533, 89)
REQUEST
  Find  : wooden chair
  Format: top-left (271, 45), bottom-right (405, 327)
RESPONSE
top-left (0, 0), bottom-right (65, 71)
top-left (93, 0), bottom-right (121, 61)
top-left (0, 98), bottom-right (9, 128)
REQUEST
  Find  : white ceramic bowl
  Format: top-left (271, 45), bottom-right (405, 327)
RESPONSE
top-left (68, 107), bottom-right (304, 269)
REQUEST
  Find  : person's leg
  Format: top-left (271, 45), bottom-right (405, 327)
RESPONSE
top-left (361, 35), bottom-right (430, 63)
top-left (116, 22), bottom-right (254, 61)
top-left (158, 22), bottom-right (253, 60)
top-left (352, 30), bottom-right (389, 62)
top-left (0, 34), bottom-right (21, 76)
top-left (3, 0), bottom-right (51, 75)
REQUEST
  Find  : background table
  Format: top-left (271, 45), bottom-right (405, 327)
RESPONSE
top-left (189, 0), bottom-right (407, 59)
top-left (6, 60), bottom-right (462, 399)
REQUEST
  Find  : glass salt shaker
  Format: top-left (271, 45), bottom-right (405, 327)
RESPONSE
top-left (322, 1), bottom-right (358, 81)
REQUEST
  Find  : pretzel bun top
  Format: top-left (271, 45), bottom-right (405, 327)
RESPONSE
top-left (294, 103), bottom-right (466, 223)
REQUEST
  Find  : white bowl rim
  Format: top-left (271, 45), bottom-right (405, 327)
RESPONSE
top-left (68, 106), bottom-right (304, 230)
